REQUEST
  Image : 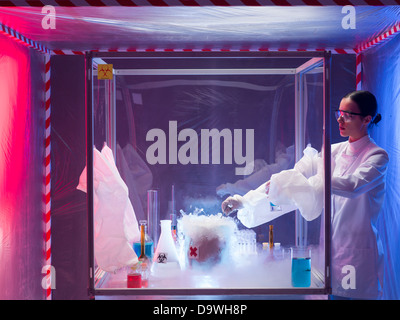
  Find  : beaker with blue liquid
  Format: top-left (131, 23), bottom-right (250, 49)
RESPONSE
top-left (291, 247), bottom-right (311, 287)
top-left (133, 220), bottom-right (154, 259)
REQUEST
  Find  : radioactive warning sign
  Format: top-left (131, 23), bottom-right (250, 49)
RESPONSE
top-left (97, 64), bottom-right (113, 80)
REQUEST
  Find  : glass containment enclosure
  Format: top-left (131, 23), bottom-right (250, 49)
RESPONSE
top-left (86, 51), bottom-right (331, 297)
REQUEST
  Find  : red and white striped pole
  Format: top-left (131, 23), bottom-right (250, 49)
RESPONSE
top-left (43, 53), bottom-right (52, 300)
top-left (356, 53), bottom-right (362, 91)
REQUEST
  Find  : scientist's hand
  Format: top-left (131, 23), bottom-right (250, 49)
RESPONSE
top-left (221, 196), bottom-right (243, 215)
top-left (265, 181), bottom-right (270, 194)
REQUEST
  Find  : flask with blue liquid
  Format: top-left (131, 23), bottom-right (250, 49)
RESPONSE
top-left (133, 220), bottom-right (154, 259)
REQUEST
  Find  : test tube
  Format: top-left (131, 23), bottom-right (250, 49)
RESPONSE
top-left (147, 190), bottom-right (160, 249)
top-left (269, 225), bottom-right (274, 249)
top-left (170, 185), bottom-right (177, 238)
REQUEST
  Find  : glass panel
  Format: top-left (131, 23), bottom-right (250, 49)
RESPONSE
top-left (300, 64), bottom-right (326, 288)
top-left (90, 54), bottom-right (327, 294)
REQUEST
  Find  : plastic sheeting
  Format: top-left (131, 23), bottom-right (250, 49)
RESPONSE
top-left (0, 33), bottom-right (45, 300)
top-left (0, 4), bottom-right (398, 299)
top-left (362, 34), bottom-right (400, 300)
top-left (0, 6), bottom-right (399, 51)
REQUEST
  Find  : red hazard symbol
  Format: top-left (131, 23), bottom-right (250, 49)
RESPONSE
top-left (189, 246), bottom-right (198, 259)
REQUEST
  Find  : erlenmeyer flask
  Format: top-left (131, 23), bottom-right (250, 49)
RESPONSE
top-left (151, 220), bottom-right (181, 277)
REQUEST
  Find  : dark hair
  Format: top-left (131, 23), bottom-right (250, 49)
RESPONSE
top-left (344, 90), bottom-right (381, 126)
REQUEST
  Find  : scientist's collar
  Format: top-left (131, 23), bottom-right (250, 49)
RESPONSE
top-left (347, 134), bottom-right (370, 155)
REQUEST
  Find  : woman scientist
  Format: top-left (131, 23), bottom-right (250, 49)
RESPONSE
top-left (221, 91), bottom-right (388, 300)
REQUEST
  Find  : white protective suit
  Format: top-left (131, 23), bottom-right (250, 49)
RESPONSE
top-left (77, 144), bottom-right (141, 272)
top-left (236, 144), bottom-right (324, 228)
top-left (236, 135), bottom-right (388, 299)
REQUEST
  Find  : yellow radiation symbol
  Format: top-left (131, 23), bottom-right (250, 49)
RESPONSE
top-left (97, 64), bottom-right (113, 80)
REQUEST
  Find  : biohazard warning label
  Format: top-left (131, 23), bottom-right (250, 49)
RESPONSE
top-left (97, 64), bottom-right (113, 80)
top-left (156, 252), bottom-right (168, 264)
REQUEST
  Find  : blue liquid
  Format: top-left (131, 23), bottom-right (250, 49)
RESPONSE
top-left (291, 257), bottom-right (311, 287)
top-left (133, 242), bottom-right (154, 259)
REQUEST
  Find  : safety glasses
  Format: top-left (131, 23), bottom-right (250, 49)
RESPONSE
top-left (335, 109), bottom-right (364, 122)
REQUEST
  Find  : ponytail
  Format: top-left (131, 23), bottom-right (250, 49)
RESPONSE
top-left (372, 113), bottom-right (382, 125)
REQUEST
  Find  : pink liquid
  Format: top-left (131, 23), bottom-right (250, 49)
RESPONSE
top-left (141, 279), bottom-right (149, 288)
top-left (127, 273), bottom-right (141, 288)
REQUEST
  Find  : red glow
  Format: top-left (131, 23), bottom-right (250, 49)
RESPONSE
top-left (0, 34), bottom-right (31, 208)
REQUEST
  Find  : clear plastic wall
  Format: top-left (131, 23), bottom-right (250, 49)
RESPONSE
top-left (87, 52), bottom-right (330, 296)
top-left (0, 34), bottom-right (45, 300)
top-left (363, 34), bottom-right (400, 300)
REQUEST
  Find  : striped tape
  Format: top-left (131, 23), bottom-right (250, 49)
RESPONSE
top-left (52, 49), bottom-right (85, 55)
top-left (356, 23), bottom-right (400, 53)
top-left (52, 48), bottom-right (357, 54)
top-left (354, 23), bottom-right (400, 90)
top-left (0, 23), bottom-right (51, 54)
top-left (44, 53), bottom-right (52, 300)
top-left (1, 0), bottom-right (400, 7)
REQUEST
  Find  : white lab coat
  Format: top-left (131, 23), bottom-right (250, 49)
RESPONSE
top-left (330, 135), bottom-right (388, 299)
top-left (237, 135), bottom-right (388, 299)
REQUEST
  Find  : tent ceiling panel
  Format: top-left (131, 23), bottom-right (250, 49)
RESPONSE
top-left (0, 6), bottom-right (399, 52)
